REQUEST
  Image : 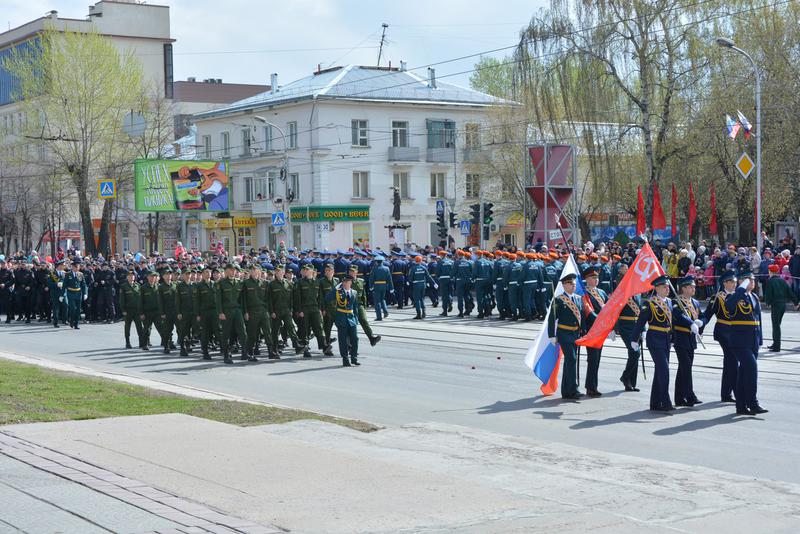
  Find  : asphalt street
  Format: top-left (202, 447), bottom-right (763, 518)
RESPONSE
top-left (1, 305), bottom-right (799, 485)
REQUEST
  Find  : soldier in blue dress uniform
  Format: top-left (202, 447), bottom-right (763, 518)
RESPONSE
top-left (617, 294), bottom-right (643, 391)
top-left (390, 252), bottom-right (407, 309)
top-left (436, 251), bottom-right (454, 316)
top-left (367, 255), bottom-right (393, 320)
top-left (473, 251), bottom-right (493, 318)
top-left (703, 270), bottom-right (737, 402)
top-left (581, 267), bottom-right (608, 397)
top-left (493, 251), bottom-right (509, 319)
top-left (408, 255), bottom-right (436, 319)
top-left (326, 274), bottom-right (360, 367)
top-left (631, 275), bottom-right (694, 411)
top-left (672, 276), bottom-right (705, 406)
top-left (724, 269), bottom-right (767, 415)
top-left (547, 272), bottom-right (585, 399)
top-left (454, 249), bottom-right (474, 317)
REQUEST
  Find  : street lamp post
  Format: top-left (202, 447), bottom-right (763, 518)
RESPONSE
top-left (716, 37), bottom-right (762, 251)
top-left (252, 116), bottom-right (292, 247)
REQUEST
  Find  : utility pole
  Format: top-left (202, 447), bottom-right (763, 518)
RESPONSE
top-left (377, 23), bottom-right (389, 67)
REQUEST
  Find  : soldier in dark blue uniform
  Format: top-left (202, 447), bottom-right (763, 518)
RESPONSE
top-left (0, 257), bottom-right (14, 323)
top-left (473, 251), bottom-right (493, 318)
top-left (368, 256), bottom-right (393, 320)
top-left (426, 254), bottom-right (440, 308)
top-left (333, 250), bottom-right (350, 280)
top-left (408, 255), bottom-right (436, 319)
top-left (617, 294), bottom-right (643, 391)
top-left (703, 270), bottom-right (737, 402)
top-left (672, 276), bottom-right (705, 406)
top-left (454, 249), bottom-right (474, 317)
top-left (390, 252), bottom-right (407, 309)
top-left (581, 267), bottom-right (608, 397)
top-left (547, 272), bottom-right (585, 399)
top-left (493, 251), bottom-right (509, 319)
top-left (436, 251), bottom-right (454, 316)
top-left (724, 270), bottom-right (767, 415)
top-left (631, 275), bottom-right (694, 412)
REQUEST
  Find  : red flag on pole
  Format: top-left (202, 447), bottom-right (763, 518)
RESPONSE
top-left (576, 242), bottom-right (666, 348)
top-left (652, 183), bottom-right (666, 230)
top-left (636, 186), bottom-right (645, 235)
top-left (671, 184), bottom-right (678, 236)
top-left (710, 184), bottom-right (718, 235)
top-left (688, 183), bottom-right (697, 237)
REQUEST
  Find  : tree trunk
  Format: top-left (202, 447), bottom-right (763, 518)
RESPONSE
top-left (77, 186), bottom-right (97, 257)
top-left (97, 199), bottom-right (114, 257)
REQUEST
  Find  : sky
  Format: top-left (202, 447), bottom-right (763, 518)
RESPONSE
top-left (3, 0), bottom-right (548, 88)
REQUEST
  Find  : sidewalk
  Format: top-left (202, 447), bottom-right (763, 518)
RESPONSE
top-left (0, 431), bottom-right (279, 534)
top-left (4, 414), bottom-right (799, 533)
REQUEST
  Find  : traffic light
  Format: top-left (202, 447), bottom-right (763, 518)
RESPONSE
top-left (483, 202), bottom-right (494, 225)
top-left (469, 203), bottom-right (481, 225)
top-left (482, 224), bottom-right (490, 242)
top-left (449, 212), bottom-right (457, 228)
top-left (438, 224), bottom-right (448, 240)
top-left (436, 212), bottom-right (445, 228)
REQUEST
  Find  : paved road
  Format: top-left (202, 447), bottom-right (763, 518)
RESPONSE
top-left (2, 307), bottom-right (799, 485)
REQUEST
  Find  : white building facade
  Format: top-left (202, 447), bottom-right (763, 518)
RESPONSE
top-left (192, 65), bottom-right (511, 253)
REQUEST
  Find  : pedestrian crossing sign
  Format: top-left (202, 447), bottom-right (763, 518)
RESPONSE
top-left (98, 179), bottom-right (116, 199)
top-left (271, 211), bottom-right (286, 227)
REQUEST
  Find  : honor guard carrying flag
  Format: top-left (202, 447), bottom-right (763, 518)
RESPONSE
top-left (617, 294), bottom-right (643, 391)
top-left (673, 276), bottom-right (705, 406)
top-left (725, 270), bottom-right (768, 415)
top-left (546, 271), bottom-right (585, 399)
top-left (581, 267), bottom-right (607, 397)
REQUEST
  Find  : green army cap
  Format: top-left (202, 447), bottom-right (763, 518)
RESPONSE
top-left (224, 263), bottom-right (238, 271)
top-left (275, 264), bottom-right (285, 271)
top-left (302, 264), bottom-right (315, 271)
top-left (349, 264), bottom-right (359, 272)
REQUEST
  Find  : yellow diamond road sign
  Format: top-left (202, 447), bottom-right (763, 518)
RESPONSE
top-left (736, 152), bottom-right (754, 179)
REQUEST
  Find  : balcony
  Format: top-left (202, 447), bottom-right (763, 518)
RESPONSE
top-left (387, 146), bottom-right (420, 162)
top-left (426, 147), bottom-right (455, 163)
top-left (463, 148), bottom-right (489, 163)
top-left (250, 199), bottom-right (271, 215)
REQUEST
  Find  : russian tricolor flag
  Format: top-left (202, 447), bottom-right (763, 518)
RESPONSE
top-left (726, 113), bottom-right (741, 140)
top-left (524, 255), bottom-right (584, 395)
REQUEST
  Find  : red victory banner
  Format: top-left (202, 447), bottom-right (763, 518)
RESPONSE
top-left (576, 242), bottom-right (665, 349)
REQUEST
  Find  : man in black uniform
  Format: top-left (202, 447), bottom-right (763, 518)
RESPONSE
top-left (95, 262), bottom-right (117, 323)
top-left (0, 258), bottom-right (13, 323)
top-left (14, 262), bottom-right (34, 323)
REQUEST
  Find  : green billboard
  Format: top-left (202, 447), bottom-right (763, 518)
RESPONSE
top-left (134, 159), bottom-right (230, 212)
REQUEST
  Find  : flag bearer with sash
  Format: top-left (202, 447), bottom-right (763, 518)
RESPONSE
top-left (617, 294), bottom-right (643, 392)
top-left (581, 267), bottom-right (607, 397)
top-left (703, 270), bottom-right (737, 402)
top-left (673, 276), bottom-right (705, 406)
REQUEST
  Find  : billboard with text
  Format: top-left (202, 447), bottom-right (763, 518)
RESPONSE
top-left (134, 159), bottom-right (230, 212)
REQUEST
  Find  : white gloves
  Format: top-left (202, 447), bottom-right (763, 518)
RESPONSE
top-left (58, 297), bottom-right (63, 303)
top-left (690, 323), bottom-right (699, 335)
top-left (57, 282), bottom-right (63, 288)
top-left (693, 319), bottom-right (703, 328)
top-left (549, 337), bottom-right (557, 346)
top-left (631, 342), bottom-right (639, 351)
top-left (608, 331), bottom-right (617, 342)
top-left (83, 295), bottom-right (88, 301)
top-left (434, 284), bottom-right (438, 290)
top-left (739, 278), bottom-right (751, 290)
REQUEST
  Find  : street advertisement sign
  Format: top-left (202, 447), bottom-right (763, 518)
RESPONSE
top-left (134, 159), bottom-right (230, 212)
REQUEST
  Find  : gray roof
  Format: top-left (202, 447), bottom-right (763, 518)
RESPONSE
top-left (194, 65), bottom-right (515, 119)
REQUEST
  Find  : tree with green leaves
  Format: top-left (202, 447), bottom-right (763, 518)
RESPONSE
top-left (4, 25), bottom-right (145, 256)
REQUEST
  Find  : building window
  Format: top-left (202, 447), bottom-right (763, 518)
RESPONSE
top-left (221, 132), bottom-right (230, 157)
top-left (465, 173), bottom-right (480, 198)
top-left (245, 176), bottom-right (268, 202)
top-left (427, 119), bottom-right (455, 148)
top-left (503, 233), bottom-right (517, 247)
top-left (289, 172), bottom-right (300, 201)
top-left (163, 44), bottom-right (174, 99)
top-left (393, 172), bottom-right (410, 199)
top-left (288, 121), bottom-right (297, 149)
top-left (351, 119), bottom-right (368, 147)
top-left (392, 121), bottom-right (408, 148)
top-left (465, 123), bottom-right (480, 149)
top-left (202, 135), bottom-right (211, 158)
top-left (352, 171), bottom-right (369, 199)
top-left (241, 129), bottom-right (251, 156)
top-left (244, 176), bottom-right (252, 202)
top-left (430, 172), bottom-right (445, 198)
top-left (268, 170), bottom-right (277, 199)
top-left (263, 125), bottom-right (273, 151)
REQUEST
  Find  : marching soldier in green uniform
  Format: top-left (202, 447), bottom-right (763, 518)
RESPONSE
top-left (158, 269), bottom-right (178, 354)
top-left (763, 263), bottom-right (798, 352)
top-left (119, 270), bottom-right (144, 349)
top-left (349, 264), bottom-right (381, 346)
top-left (193, 266), bottom-right (218, 360)
top-left (268, 265), bottom-right (304, 356)
top-left (243, 264), bottom-right (274, 359)
top-left (175, 269), bottom-right (195, 357)
top-left (216, 263), bottom-right (248, 363)
top-left (547, 272), bottom-right (585, 399)
top-left (326, 274), bottom-right (360, 367)
top-left (294, 264), bottom-right (332, 357)
top-left (48, 261), bottom-right (67, 328)
top-left (64, 260), bottom-right (87, 329)
top-left (319, 263), bottom-right (339, 347)
top-left (140, 270), bottom-right (161, 350)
